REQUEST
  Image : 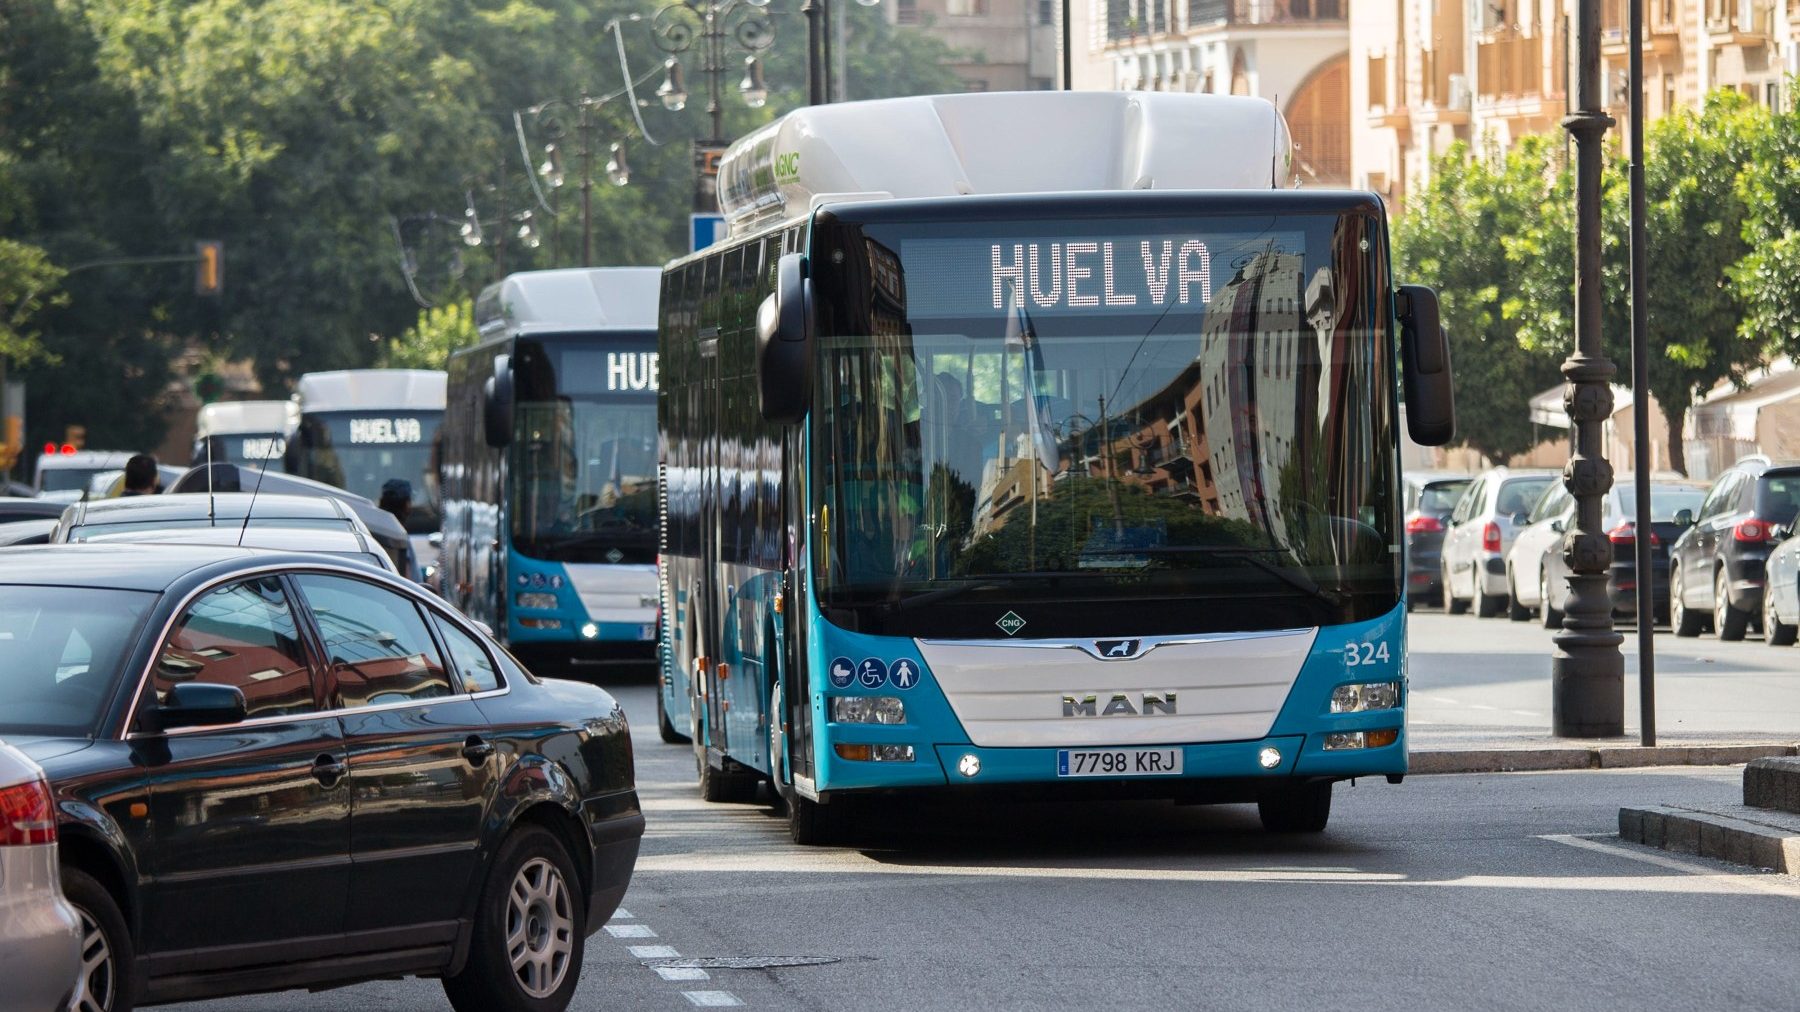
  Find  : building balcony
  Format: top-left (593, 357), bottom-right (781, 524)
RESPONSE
top-left (1188, 0), bottom-right (1345, 27)
top-left (1367, 104), bottom-right (1411, 129)
top-left (1475, 33), bottom-right (1563, 106)
top-left (1705, 0), bottom-right (1773, 44)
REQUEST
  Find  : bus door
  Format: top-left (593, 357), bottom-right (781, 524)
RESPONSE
top-left (697, 327), bottom-right (730, 759)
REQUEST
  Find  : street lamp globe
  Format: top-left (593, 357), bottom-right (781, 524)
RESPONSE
top-left (739, 57), bottom-right (769, 110)
top-left (538, 144), bottom-right (565, 188)
top-left (657, 60), bottom-right (689, 112)
top-left (854, 0), bottom-right (881, 7)
top-left (459, 201), bottom-right (483, 247)
top-left (606, 140), bottom-right (631, 187)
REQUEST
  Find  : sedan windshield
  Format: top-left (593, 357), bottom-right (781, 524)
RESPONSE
top-left (0, 586), bottom-right (155, 736)
top-left (810, 208), bottom-right (1398, 638)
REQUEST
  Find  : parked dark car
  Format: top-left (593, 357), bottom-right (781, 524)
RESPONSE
top-left (1402, 471), bottom-right (1472, 608)
top-left (169, 463), bottom-right (418, 579)
top-left (0, 544), bottom-right (642, 1011)
top-left (1669, 457), bottom-right (1800, 640)
top-left (1537, 477), bottom-right (1708, 627)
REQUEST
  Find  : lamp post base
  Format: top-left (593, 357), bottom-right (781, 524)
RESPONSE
top-left (1551, 648), bottom-right (1624, 737)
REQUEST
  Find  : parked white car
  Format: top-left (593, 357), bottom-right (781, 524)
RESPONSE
top-left (1440, 467), bottom-right (1560, 617)
top-left (1505, 480), bottom-right (1573, 623)
top-left (0, 741), bottom-right (82, 1012)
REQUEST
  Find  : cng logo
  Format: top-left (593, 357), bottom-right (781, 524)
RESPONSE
top-left (995, 611), bottom-right (1027, 636)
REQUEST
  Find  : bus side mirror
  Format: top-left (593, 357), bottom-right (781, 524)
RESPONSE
top-left (757, 253), bottom-right (814, 425)
top-left (1398, 285), bottom-right (1455, 447)
top-left (483, 356), bottom-right (513, 449)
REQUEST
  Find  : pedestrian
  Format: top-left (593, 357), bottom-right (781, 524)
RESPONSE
top-left (378, 478), bottom-right (413, 527)
top-left (121, 453), bottom-right (161, 496)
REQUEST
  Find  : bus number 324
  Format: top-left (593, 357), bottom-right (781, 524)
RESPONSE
top-left (1344, 641), bottom-right (1392, 667)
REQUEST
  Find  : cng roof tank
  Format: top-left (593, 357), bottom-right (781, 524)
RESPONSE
top-left (474, 267), bottom-right (663, 338)
top-left (716, 91), bottom-right (1296, 236)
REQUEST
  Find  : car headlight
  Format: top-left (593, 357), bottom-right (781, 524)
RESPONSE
top-left (831, 696), bottom-right (905, 724)
top-left (1331, 681), bottom-right (1401, 713)
top-left (515, 592), bottom-right (559, 610)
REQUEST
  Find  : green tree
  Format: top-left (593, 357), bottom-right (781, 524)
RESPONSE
top-left (1394, 137), bottom-right (1567, 463)
top-left (1731, 85), bottom-right (1800, 363)
top-left (382, 299), bottom-right (480, 371)
top-left (1602, 92), bottom-right (1767, 475)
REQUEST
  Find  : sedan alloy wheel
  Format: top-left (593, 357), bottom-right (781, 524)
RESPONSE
top-left (506, 857), bottom-right (575, 999)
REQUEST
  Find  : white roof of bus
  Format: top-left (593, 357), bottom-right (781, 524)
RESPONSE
top-left (196, 400), bottom-right (299, 437)
top-left (716, 91), bottom-right (1293, 236)
top-left (476, 268), bottom-right (662, 337)
top-left (294, 369), bottom-right (447, 413)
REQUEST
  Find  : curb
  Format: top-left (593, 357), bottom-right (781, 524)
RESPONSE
top-left (1410, 743), bottom-right (1799, 775)
top-left (1619, 805), bottom-right (1800, 875)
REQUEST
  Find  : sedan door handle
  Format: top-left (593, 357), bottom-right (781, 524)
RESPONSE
top-left (462, 736), bottom-right (496, 765)
top-left (311, 754), bottom-right (348, 787)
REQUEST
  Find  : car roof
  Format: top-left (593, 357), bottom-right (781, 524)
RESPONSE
top-left (63, 492), bottom-right (353, 528)
top-left (0, 498), bottom-right (67, 521)
top-left (80, 525), bottom-right (391, 569)
top-left (35, 450), bottom-right (133, 469)
top-left (0, 543), bottom-right (268, 591)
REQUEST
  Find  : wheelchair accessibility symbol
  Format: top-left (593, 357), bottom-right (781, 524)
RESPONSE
top-left (857, 658), bottom-right (889, 689)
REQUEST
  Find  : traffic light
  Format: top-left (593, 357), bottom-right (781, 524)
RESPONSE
top-left (195, 240), bottom-right (223, 296)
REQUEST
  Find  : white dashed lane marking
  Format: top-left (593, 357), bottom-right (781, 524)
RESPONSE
top-left (604, 923), bottom-right (658, 938)
top-left (684, 992), bottom-right (745, 1007)
top-left (656, 966), bottom-right (713, 981)
top-left (629, 944), bottom-right (680, 959)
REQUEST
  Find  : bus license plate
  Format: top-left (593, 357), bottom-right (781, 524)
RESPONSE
top-left (1056, 747), bottom-right (1183, 778)
top-left (638, 624), bottom-right (656, 641)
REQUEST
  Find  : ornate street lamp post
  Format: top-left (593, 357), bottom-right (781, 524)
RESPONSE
top-left (1552, 0), bottom-right (1624, 737)
top-left (650, 0), bottom-right (777, 211)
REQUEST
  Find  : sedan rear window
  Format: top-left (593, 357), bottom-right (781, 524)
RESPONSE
top-left (1418, 481), bottom-right (1470, 514)
top-left (0, 587), bottom-right (155, 736)
top-left (1496, 478), bottom-right (1555, 518)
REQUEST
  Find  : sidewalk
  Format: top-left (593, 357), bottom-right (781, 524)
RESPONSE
top-left (1405, 612), bottom-right (1800, 772)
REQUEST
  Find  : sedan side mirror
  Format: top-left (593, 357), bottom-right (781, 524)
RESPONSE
top-left (1511, 511), bottom-right (1531, 527)
top-left (145, 682), bottom-right (248, 733)
top-left (1673, 508), bottom-right (1695, 529)
top-left (1397, 285), bottom-right (1455, 446)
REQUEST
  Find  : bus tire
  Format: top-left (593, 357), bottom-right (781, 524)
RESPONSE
top-left (697, 747), bottom-right (758, 804)
top-left (1257, 780), bottom-right (1332, 833)
top-left (656, 685), bottom-right (688, 745)
top-left (788, 794), bottom-right (850, 847)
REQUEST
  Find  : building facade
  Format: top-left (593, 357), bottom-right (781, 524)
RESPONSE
top-left (1067, 0), bottom-right (1353, 185)
top-left (1350, 0), bottom-right (1800, 207)
top-left (891, 0), bottom-right (1061, 92)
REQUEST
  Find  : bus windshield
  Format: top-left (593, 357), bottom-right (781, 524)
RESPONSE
top-left (509, 334), bottom-right (659, 564)
top-left (809, 208), bottom-right (1398, 638)
top-left (293, 410), bottom-right (442, 534)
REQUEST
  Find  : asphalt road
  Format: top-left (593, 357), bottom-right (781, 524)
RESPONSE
top-left (169, 670), bottom-right (1800, 1012)
top-left (1407, 609), bottom-right (1800, 746)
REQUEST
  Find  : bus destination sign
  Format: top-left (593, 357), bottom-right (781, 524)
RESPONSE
top-left (348, 417), bottom-right (426, 445)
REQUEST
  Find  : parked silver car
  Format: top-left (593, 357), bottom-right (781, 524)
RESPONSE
top-left (1440, 467), bottom-right (1560, 617)
top-left (0, 741), bottom-right (82, 1012)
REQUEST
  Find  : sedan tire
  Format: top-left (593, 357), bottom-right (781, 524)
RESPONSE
top-left (1473, 578), bottom-right (1503, 619)
top-left (1671, 565), bottom-right (1705, 638)
top-left (1715, 569), bottom-right (1750, 642)
top-left (1765, 589), bottom-right (1797, 647)
top-left (1507, 568), bottom-right (1532, 621)
top-left (445, 824), bottom-right (585, 1012)
top-left (1442, 563), bottom-right (1468, 615)
top-left (64, 866), bottom-right (133, 1012)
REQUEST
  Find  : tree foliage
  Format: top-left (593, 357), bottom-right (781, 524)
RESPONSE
top-left (1731, 90), bottom-right (1800, 363)
top-left (1394, 137), bottom-right (1567, 463)
top-left (382, 299), bottom-right (479, 371)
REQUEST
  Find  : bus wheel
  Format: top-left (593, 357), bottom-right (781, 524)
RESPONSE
top-left (656, 684), bottom-right (689, 745)
top-left (697, 744), bottom-right (758, 804)
top-left (788, 793), bottom-right (852, 847)
top-left (1257, 780), bottom-right (1332, 833)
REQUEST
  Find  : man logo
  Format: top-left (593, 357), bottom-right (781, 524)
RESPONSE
top-left (1096, 639), bottom-right (1139, 658)
top-left (1061, 693), bottom-right (1177, 717)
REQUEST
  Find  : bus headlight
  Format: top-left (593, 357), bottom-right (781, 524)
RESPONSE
top-left (831, 696), bottom-right (905, 724)
top-left (516, 592), bottom-right (559, 610)
top-left (1324, 729), bottom-right (1401, 750)
top-left (1330, 681), bottom-right (1400, 713)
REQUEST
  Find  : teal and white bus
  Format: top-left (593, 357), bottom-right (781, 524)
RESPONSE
top-left (440, 268), bottom-right (663, 671)
top-left (657, 92), bottom-right (1454, 843)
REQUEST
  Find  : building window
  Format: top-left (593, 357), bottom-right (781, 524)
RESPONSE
top-left (1768, 81), bottom-right (1783, 111)
top-left (1038, 0), bottom-right (1055, 24)
top-left (896, 0), bottom-right (919, 22)
top-left (1031, 76), bottom-right (1056, 90)
top-left (947, 0), bottom-right (988, 15)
